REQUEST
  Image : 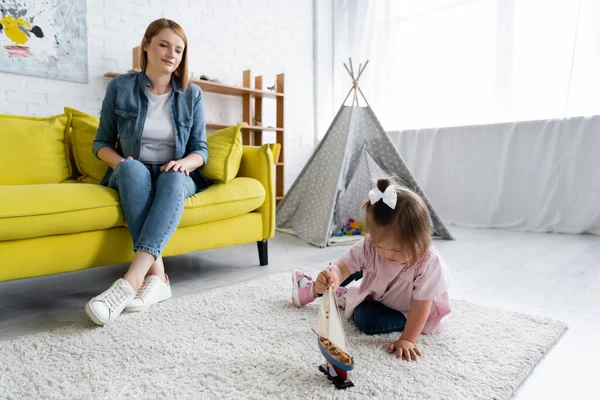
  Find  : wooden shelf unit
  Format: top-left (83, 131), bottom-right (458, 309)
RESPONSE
top-left (104, 68), bottom-right (285, 203)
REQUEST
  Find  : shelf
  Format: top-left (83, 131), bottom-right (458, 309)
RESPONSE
top-left (206, 122), bottom-right (283, 132)
top-left (103, 72), bottom-right (284, 98)
top-left (192, 79), bottom-right (283, 98)
top-left (104, 72), bottom-right (127, 79)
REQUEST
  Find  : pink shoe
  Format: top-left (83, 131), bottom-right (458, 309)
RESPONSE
top-left (292, 270), bottom-right (316, 307)
top-left (335, 286), bottom-right (348, 309)
top-left (291, 270), bottom-right (349, 308)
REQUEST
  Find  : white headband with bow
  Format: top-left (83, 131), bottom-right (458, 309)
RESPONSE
top-left (368, 185), bottom-right (397, 209)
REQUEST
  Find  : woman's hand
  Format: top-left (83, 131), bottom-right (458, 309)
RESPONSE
top-left (387, 338), bottom-right (422, 361)
top-left (314, 266), bottom-right (340, 295)
top-left (160, 159), bottom-right (190, 176)
top-left (113, 156), bottom-right (133, 170)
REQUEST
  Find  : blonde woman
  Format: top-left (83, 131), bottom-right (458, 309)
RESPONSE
top-left (86, 18), bottom-right (209, 325)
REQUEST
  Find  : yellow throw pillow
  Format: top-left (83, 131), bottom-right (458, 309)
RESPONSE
top-left (203, 123), bottom-right (243, 183)
top-left (0, 113), bottom-right (71, 185)
top-left (64, 107), bottom-right (107, 184)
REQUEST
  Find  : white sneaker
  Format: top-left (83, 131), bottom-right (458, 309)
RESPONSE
top-left (85, 279), bottom-right (136, 326)
top-left (125, 275), bottom-right (172, 312)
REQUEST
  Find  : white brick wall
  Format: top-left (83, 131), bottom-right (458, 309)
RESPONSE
top-left (0, 0), bottom-right (315, 190)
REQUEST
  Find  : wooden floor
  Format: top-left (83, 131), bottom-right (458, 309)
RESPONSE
top-left (1, 226), bottom-right (599, 399)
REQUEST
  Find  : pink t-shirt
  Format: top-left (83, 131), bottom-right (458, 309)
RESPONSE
top-left (340, 235), bottom-right (452, 334)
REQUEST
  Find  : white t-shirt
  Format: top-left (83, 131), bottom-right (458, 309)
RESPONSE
top-left (139, 89), bottom-right (176, 164)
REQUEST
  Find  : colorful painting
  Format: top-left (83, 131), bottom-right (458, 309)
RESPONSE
top-left (0, 0), bottom-right (88, 83)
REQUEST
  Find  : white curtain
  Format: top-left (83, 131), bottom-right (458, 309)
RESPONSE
top-left (391, 116), bottom-right (600, 235)
top-left (331, 0), bottom-right (392, 128)
top-left (330, 0), bottom-right (600, 131)
top-left (322, 0), bottom-right (600, 235)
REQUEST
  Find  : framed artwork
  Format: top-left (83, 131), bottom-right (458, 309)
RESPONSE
top-left (0, 0), bottom-right (88, 83)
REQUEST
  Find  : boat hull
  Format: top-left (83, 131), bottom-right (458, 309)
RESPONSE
top-left (318, 341), bottom-right (354, 371)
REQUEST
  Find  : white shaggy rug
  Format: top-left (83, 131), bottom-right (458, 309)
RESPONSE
top-left (0, 272), bottom-right (566, 400)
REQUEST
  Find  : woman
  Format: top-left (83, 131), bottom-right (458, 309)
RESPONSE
top-left (86, 18), bottom-right (209, 326)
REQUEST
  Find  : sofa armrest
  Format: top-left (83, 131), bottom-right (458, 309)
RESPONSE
top-left (237, 144), bottom-right (276, 241)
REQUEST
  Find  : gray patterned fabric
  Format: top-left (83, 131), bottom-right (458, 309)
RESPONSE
top-left (276, 105), bottom-right (453, 247)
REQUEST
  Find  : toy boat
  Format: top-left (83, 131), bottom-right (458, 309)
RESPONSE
top-left (314, 287), bottom-right (354, 388)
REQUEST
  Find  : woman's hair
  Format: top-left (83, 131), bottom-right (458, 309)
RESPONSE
top-left (140, 18), bottom-right (190, 89)
top-left (363, 178), bottom-right (432, 265)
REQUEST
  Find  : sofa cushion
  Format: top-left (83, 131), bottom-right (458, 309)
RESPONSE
top-left (203, 123), bottom-right (243, 184)
top-left (0, 113), bottom-right (71, 185)
top-left (64, 108), bottom-right (243, 185)
top-left (180, 177), bottom-right (265, 226)
top-left (0, 177), bottom-right (265, 241)
top-left (64, 107), bottom-right (108, 184)
top-left (0, 183), bottom-right (123, 241)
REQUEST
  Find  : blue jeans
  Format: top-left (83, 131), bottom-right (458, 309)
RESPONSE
top-left (108, 160), bottom-right (197, 259)
top-left (341, 271), bottom-right (407, 335)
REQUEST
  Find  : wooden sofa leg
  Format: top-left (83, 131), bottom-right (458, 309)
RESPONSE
top-left (257, 241), bottom-right (268, 266)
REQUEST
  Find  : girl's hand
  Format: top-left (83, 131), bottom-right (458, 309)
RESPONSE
top-left (387, 338), bottom-right (422, 361)
top-left (160, 159), bottom-right (190, 176)
top-left (314, 266), bottom-right (339, 295)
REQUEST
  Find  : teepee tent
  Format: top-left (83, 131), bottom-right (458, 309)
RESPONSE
top-left (276, 60), bottom-right (453, 247)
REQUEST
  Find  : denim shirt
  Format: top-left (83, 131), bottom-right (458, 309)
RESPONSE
top-left (93, 72), bottom-right (210, 190)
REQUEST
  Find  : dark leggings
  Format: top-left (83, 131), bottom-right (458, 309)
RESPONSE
top-left (340, 271), bottom-right (407, 335)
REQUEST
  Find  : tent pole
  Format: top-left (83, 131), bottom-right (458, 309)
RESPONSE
top-left (355, 60), bottom-right (369, 82)
top-left (344, 63), bottom-right (352, 79)
top-left (342, 86), bottom-right (354, 106)
top-left (357, 86), bottom-right (371, 108)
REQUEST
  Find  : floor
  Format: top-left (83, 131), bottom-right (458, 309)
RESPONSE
top-left (1, 226), bottom-right (599, 399)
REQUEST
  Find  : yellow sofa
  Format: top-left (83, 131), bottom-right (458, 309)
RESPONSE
top-left (0, 110), bottom-right (277, 282)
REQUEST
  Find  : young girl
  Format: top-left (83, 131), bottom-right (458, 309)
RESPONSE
top-left (292, 179), bottom-right (452, 361)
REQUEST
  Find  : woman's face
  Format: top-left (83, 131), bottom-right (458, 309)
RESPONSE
top-left (144, 28), bottom-right (185, 75)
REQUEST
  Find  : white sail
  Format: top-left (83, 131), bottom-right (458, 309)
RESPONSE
top-left (316, 287), bottom-right (330, 337)
top-left (316, 288), bottom-right (349, 354)
top-left (327, 289), bottom-right (348, 353)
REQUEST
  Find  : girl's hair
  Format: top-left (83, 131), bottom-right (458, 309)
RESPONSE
top-left (140, 18), bottom-right (190, 89)
top-left (363, 178), bottom-right (431, 265)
